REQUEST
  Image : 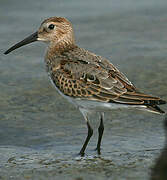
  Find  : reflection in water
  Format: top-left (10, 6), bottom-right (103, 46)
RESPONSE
top-left (151, 115), bottom-right (167, 180)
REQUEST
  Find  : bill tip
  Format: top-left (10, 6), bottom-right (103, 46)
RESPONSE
top-left (4, 50), bottom-right (10, 55)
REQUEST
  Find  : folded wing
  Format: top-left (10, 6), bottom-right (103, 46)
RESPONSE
top-left (49, 47), bottom-right (166, 113)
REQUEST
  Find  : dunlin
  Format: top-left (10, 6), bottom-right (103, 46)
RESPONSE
top-left (4, 17), bottom-right (166, 156)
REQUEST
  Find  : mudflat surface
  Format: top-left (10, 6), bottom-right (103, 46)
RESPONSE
top-left (0, 0), bottom-right (167, 179)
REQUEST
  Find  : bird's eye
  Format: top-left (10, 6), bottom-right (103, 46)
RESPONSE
top-left (48, 24), bottom-right (55, 30)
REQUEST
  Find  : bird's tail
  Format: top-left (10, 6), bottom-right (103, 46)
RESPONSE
top-left (144, 99), bottom-right (166, 114)
top-left (116, 91), bottom-right (166, 114)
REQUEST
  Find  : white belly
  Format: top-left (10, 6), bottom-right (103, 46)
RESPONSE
top-left (73, 98), bottom-right (146, 112)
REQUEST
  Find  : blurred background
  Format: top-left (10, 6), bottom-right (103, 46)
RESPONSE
top-left (0, 0), bottom-right (167, 179)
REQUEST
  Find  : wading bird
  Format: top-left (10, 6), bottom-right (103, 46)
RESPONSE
top-left (4, 17), bottom-right (166, 156)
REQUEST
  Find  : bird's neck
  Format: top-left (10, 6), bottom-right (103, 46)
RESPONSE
top-left (46, 33), bottom-right (76, 59)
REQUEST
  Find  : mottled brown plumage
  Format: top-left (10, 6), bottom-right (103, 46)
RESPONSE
top-left (44, 27), bottom-right (165, 113)
top-left (4, 17), bottom-right (166, 156)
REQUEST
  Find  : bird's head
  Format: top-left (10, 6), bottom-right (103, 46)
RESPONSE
top-left (4, 17), bottom-right (75, 54)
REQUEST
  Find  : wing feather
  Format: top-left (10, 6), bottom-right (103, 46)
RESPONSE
top-left (47, 47), bottom-right (164, 106)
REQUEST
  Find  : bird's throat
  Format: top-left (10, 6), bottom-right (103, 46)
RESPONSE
top-left (46, 40), bottom-right (76, 59)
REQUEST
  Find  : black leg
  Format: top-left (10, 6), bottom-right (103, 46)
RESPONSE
top-left (79, 121), bottom-right (93, 156)
top-left (96, 114), bottom-right (104, 155)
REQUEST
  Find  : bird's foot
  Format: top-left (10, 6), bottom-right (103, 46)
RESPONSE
top-left (94, 147), bottom-right (101, 155)
top-left (78, 151), bottom-right (85, 157)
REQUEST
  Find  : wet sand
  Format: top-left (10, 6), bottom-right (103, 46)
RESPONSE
top-left (0, 0), bottom-right (167, 179)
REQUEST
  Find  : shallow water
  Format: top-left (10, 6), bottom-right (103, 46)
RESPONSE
top-left (0, 0), bottom-right (167, 179)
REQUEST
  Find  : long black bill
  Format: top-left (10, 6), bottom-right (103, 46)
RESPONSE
top-left (4, 31), bottom-right (38, 55)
